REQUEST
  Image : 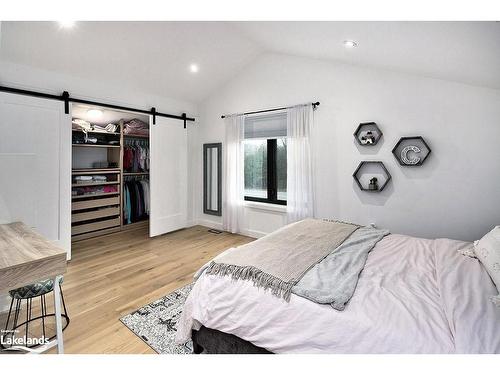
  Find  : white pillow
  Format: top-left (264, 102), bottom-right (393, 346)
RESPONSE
top-left (473, 226), bottom-right (500, 305)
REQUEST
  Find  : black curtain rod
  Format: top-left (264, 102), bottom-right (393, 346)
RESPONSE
top-left (0, 84), bottom-right (195, 127)
top-left (221, 101), bottom-right (320, 119)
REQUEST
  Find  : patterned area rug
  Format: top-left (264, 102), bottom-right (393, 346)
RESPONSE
top-left (120, 283), bottom-right (194, 354)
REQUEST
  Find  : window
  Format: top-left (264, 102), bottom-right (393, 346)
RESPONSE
top-left (276, 138), bottom-right (287, 201)
top-left (244, 139), bottom-right (267, 199)
top-left (244, 113), bottom-right (287, 205)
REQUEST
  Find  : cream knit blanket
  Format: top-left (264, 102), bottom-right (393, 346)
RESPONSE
top-left (206, 218), bottom-right (359, 301)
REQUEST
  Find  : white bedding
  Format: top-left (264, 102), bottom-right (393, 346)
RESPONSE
top-left (177, 234), bottom-right (500, 353)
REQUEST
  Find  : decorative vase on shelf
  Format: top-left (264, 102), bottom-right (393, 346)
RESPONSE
top-left (360, 131), bottom-right (376, 145)
top-left (368, 177), bottom-right (379, 191)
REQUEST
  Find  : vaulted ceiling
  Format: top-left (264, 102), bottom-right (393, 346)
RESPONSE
top-left (1, 21), bottom-right (499, 103)
top-left (0, 22), bottom-right (263, 103)
top-left (232, 21), bottom-right (500, 91)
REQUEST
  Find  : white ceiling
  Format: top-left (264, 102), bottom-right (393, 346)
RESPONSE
top-left (0, 21), bottom-right (263, 103)
top-left (1, 21), bottom-right (499, 104)
top-left (232, 21), bottom-right (500, 90)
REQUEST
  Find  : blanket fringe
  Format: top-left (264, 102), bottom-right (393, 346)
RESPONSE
top-left (206, 262), bottom-right (294, 302)
top-left (322, 218), bottom-right (360, 227)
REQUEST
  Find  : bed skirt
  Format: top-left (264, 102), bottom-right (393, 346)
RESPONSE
top-left (191, 326), bottom-right (273, 354)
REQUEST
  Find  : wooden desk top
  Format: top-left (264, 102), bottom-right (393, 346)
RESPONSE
top-left (0, 222), bottom-right (67, 294)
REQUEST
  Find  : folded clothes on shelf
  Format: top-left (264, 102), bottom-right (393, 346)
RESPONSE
top-left (105, 123), bottom-right (118, 132)
top-left (73, 175), bottom-right (109, 184)
top-left (74, 175), bottom-right (93, 182)
top-left (123, 118), bottom-right (149, 136)
top-left (93, 123), bottom-right (119, 133)
top-left (91, 124), bottom-right (106, 132)
top-left (72, 118), bottom-right (92, 132)
top-left (72, 185), bottom-right (118, 196)
top-left (72, 118), bottom-right (119, 134)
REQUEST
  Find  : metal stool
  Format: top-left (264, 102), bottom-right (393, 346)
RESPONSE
top-left (1, 278), bottom-right (69, 350)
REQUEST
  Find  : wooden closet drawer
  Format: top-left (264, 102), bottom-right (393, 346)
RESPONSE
top-left (71, 227), bottom-right (121, 242)
top-left (71, 207), bottom-right (120, 223)
top-left (71, 217), bottom-right (121, 236)
top-left (72, 196), bottom-right (120, 211)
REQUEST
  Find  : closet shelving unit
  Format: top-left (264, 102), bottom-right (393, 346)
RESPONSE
top-left (71, 111), bottom-right (151, 242)
top-left (71, 126), bottom-right (123, 241)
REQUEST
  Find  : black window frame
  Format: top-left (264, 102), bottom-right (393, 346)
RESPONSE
top-left (244, 138), bottom-right (287, 206)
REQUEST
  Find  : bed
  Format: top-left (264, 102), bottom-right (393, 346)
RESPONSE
top-left (176, 224), bottom-right (500, 354)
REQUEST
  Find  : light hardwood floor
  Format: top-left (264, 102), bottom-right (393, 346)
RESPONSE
top-left (2, 225), bottom-right (253, 354)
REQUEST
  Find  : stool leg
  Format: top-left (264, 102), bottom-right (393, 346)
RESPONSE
top-left (53, 275), bottom-right (64, 354)
top-left (41, 294), bottom-right (46, 340)
top-left (9, 299), bottom-right (21, 347)
top-left (60, 288), bottom-right (69, 324)
top-left (25, 298), bottom-right (31, 343)
top-left (12, 299), bottom-right (21, 331)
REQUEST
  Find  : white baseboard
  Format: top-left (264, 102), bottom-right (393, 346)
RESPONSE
top-left (238, 228), bottom-right (268, 239)
top-left (196, 219), bottom-right (223, 231)
top-left (185, 219), bottom-right (197, 228)
top-left (192, 219), bottom-right (268, 239)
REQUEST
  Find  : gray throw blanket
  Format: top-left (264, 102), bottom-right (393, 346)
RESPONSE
top-left (293, 226), bottom-right (389, 310)
top-left (205, 218), bottom-right (359, 301)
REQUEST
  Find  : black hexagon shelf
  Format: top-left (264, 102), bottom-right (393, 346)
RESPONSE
top-left (392, 136), bottom-right (431, 166)
top-left (354, 122), bottom-right (383, 146)
top-left (353, 161), bottom-right (392, 192)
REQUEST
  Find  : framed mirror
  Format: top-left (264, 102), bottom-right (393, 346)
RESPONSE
top-left (203, 143), bottom-right (222, 216)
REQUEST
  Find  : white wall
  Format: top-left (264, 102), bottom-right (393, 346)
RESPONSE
top-left (191, 53), bottom-right (500, 242)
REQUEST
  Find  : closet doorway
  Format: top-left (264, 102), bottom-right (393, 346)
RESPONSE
top-left (71, 105), bottom-right (156, 242)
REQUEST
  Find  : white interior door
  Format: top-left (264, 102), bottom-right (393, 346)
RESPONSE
top-left (0, 92), bottom-right (71, 257)
top-left (150, 116), bottom-right (188, 237)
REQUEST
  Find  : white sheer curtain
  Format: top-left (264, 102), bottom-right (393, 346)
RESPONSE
top-left (286, 104), bottom-right (314, 223)
top-left (223, 115), bottom-right (245, 233)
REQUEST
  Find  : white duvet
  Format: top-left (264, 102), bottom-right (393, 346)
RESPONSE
top-left (177, 234), bottom-right (500, 353)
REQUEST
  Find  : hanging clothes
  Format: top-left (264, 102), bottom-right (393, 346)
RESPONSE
top-left (124, 184), bottom-right (132, 224)
top-left (139, 179), bottom-right (150, 214)
top-left (133, 182), bottom-right (142, 218)
top-left (123, 142), bottom-right (149, 173)
top-left (123, 179), bottom-right (149, 223)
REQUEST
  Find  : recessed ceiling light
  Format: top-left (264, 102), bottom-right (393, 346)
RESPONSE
top-left (189, 64), bottom-right (199, 73)
top-left (87, 108), bottom-right (103, 120)
top-left (343, 40), bottom-right (358, 48)
top-left (58, 21), bottom-right (76, 29)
